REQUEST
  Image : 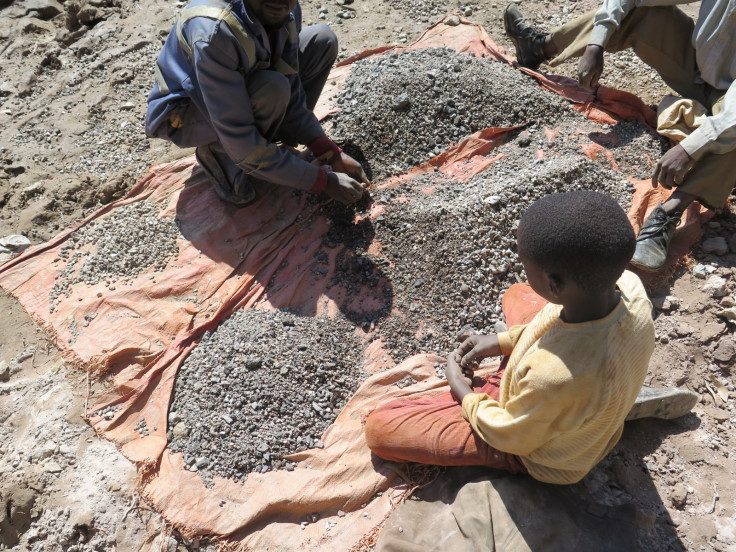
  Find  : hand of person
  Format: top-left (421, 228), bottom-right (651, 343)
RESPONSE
top-left (329, 152), bottom-right (371, 188)
top-left (651, 144), bottom-right (695, 190)
top-left (325, 171), bottom-right (366, 204)
top-left (577, 44), bottom-right (604, 92)
top-left (446, 351), bottom-right (473, 402)
top-left (456, 334), bottom-right (501, 368)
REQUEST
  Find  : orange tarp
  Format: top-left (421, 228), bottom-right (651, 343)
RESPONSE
top-left (0, 15), bottom-right (712, 551)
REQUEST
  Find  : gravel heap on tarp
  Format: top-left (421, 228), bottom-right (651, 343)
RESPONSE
top-left (336, 154), bottom-right (634, 362)
top-left (168, 308), bottom-right (366, 485)
top-left (329, 47), bottom-right (577, 179)
top-left (49, 201), bottom-right (180, 312)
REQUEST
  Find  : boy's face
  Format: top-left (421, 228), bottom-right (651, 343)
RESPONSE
top-left (246, 0), bottom-right (297, 30)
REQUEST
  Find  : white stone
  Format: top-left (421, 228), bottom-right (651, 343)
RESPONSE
top-left (702, 236), bottom-right (729, 255)
top-left (703, 275), bottom-right (729, 298)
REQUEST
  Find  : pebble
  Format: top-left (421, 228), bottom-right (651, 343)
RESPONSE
top-left (692, 264), bottom-right (716, 279)
top-left (701, 236), bottom-right (729, 255)
top-left (702, 275), bottom-right (729, 298)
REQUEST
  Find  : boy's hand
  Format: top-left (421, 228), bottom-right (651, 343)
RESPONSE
top-left (456, 334), bottom-right (501, 367)
top-left (446, 352), bottom-right (473, 402)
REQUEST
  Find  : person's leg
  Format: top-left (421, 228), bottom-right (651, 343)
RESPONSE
top-left (632, 88), bottom-right (733, 270)
top-left (674, 91), bottom-right (736, 209)
top-left (365, 284), bottom-right (548, 472)
top-left (551, 6), bottom-right (707, 103)
top-left (196, 70), bottom-right (290, 206)
top-left (506, 3), bottom-right (708, 103)
top-left (364, 369), bottom-right (527, 473)
top-left (298, 24), bottom-right (338, 111)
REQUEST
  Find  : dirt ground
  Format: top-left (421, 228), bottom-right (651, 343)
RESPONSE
top-left (1, 0), bottom-right (735, 551)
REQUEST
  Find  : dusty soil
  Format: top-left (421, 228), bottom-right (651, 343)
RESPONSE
top-left (1, 0), bottom-right (735, 551)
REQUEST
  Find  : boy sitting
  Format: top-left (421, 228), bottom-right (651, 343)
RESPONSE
top-left (365, 190), bottom-right (657, 484)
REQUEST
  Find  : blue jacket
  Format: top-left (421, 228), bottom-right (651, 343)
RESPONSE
top-left (146, 0), bottom-right (325, 190)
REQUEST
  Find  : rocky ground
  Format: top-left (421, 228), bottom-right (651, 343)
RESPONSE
top-left (1, 0), bottom-right (735, 551)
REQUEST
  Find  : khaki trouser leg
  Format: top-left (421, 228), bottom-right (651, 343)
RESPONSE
top-left (677, 92), bottom-right (736, 209)
top-left (548, 6), bottom-right (706, 104)
top-left (548, 6), bottom-right (735, 208)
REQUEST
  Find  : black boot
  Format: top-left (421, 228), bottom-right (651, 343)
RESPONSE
top-left (503, 3), bottom-right (548, 70)
top-left (630, 205), bottom-right (682, 272)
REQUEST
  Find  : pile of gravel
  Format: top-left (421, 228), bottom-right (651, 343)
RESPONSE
top-left (329, 149), bottom-right (634, 362)
top-left (49, 201), bottom-right (181, 312)
top-left (329, 47), bottom-right (576, 180)
top-left (168, 308), bottom-right (366, 486)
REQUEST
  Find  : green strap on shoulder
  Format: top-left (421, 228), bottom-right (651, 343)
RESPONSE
top-left (154, 62), bottom-right (171, 94)
top-left (176, 4), bottom-right (257, 69)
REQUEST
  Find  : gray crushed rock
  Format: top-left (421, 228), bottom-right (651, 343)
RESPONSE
top-left (168, 308), bottom-right (366, 486)
top-left (329, 47), bottom-right (577, 180)
top-left (326, 150), bottom-right (634, 362)
top-left (329, 47), bottom-right (666, 182)
top-left (48, 201), bottom-right (181, 312)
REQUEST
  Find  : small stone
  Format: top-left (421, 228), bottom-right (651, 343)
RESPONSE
top-left (701, 236), bottom-right (729, 255)
top-left (45, 461), bottom-right (63, 473)
top-left (391, 92), bottom-right (410, 112)
top-left (670, 483), bottom-right (688, 509)
top-left (712, 338), bottom-right (736, 364)
top-left (195, 456), bottom-right (210, 469)
top-left (172, 422), bottom-right (189, 440)
top-left (692, 264), bottom-right (715, 279)
top-left (445, 15), bottom-right (461, 26)
top-left (702, 275), bottom-right (729, 298)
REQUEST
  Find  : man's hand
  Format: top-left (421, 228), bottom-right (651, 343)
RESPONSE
top-left (456, 334), bottom-right (501, 368)
top-left (652, 144), bottom-right (696, 189)
top-left (330, 152), bottom-right (371, 188)
top-left (325, 172), bottom-right (365, 204)
top-left (446, 352), bottom-right (473, 402)
top-left (577, 44), bottom-right (604, 92)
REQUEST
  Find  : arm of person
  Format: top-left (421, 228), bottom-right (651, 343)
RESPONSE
top-left (679, 81), bottom-right (736, 160)
top-left (579, 0), bottom-right (696, 90)
top-left (460, 354), bottom-right (580, 456)
top-left (652, 82), bottom-right (736, 188)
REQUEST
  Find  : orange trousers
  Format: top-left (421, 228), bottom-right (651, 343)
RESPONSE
top-left (364, 283), bottom-right (547, 473)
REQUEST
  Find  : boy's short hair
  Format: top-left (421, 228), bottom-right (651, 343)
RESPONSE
top-left (517, 190), bottom-right (636, 293)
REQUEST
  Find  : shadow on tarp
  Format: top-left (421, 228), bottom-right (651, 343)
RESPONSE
top-left (0, 13), bottom-right (716, 552)
top-left (173, 171), bottom-right (394, 326)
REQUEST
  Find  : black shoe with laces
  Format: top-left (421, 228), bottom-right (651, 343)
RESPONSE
top-left (630, 205), bottom-right (682, 272)
top-left (503, 3), bottom-right (548, 70)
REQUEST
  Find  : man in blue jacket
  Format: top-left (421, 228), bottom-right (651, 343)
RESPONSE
top-left (146, 0), bottom-right (368, 206)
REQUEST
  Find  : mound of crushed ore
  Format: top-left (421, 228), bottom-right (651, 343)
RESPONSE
top-left (328, 47), bottom-right (577, 180)
top-left (48, 201), bottom-right (181, 312)
top-left (327, 150), bottom-right (634, 363)
top-left (168, 308), bottom-right (365, 485)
